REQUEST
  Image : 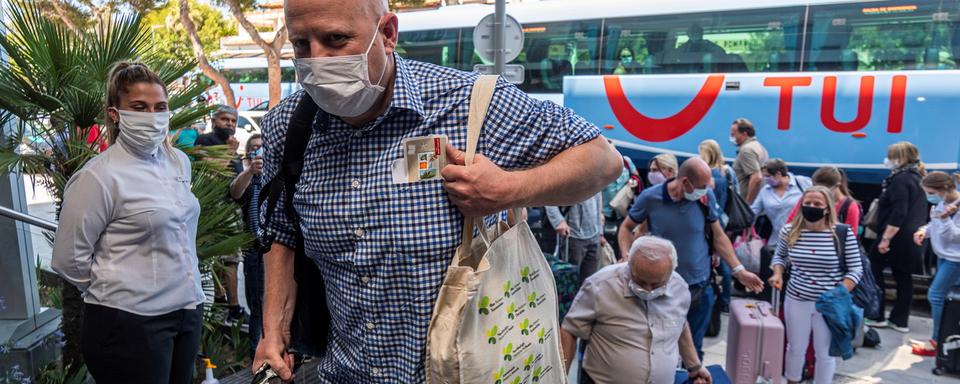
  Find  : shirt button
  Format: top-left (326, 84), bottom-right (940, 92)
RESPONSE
top-left (354, 131), bottom-right (364, 138)
top-left (366, 322), bottom-right (375, 330)
top-left (355, 227), bottom-right (366, 238)
top-left (371, 367), bottom-right (381, 375)
top-left (361, 276), bottom-right (370, 284)
top-left (351, 179), bottom-right (362, 189)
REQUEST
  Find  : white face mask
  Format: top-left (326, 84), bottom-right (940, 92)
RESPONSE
top-left (116, 110), bottom-right (170, 155)
top-left (729, 135), bottom-right (738, 146)
top-left (883, 157), bottom-right (898, 170)
top-left (681, 178), bottom-right (709, 201)
top-left (294, 24), bottom-right (387, 118)
top-left (628, 280), bottom-right (667, 301)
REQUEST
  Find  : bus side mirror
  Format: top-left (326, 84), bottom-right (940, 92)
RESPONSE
top-left (244, 124), bottom-right (254, 132)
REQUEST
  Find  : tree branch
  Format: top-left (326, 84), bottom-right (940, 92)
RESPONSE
top-left (179, 0), bottom-right (236, 107)
top-left (224, 0), bottom-right (287, 107)
top-left (44, 1), bottom-right (80, 33)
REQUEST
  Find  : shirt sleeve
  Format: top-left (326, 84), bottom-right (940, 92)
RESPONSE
top-left (561, 278), bottom-right (598, 340)
top-left (705, 189), bottom-right (720, 222)
top-left (931, 209), bottom-right (960, 242)
top-left (51, 170), bottom-right (113, 292)
top-left (545, 206), bottom-right (565, 228)
top-left (771, 225), bottom-right (791, 269)
top-left (627, 190), bottom-right (649, 224)
top-left (740, 147), bottom-right (763, 177)
top-left (257, 94), bottom-right (302, 249)
top-left (480, 77), bottom-right (601, 170)
top-left (845, 200), bottom-right (862, 232)
top-left (750, 189), bottom-right (764, 216)
top-left (842, 229), bottom-right (863, 284)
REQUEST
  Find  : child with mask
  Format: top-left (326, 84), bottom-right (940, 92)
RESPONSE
top-left (769, 186), bottom-right (863, 384)
top-left (51, 62), bottom-right (204, 384)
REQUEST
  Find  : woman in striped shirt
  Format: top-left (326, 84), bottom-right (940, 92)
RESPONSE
top-left (769, 186), bottom-right (863, 384)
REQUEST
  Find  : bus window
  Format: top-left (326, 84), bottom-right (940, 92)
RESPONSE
top-left (461, 20), bottom-right (601, 94)
top-left (805, 0), bottom-right (960, 71)
top-left (602, 7), bottom-right (804, 74)
top-left (396, 29), bottom-right (460, 68)
top-left (222, 67), bottom-right (295, 83)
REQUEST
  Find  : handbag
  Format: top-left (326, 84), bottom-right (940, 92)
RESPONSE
top-left (724, 187), bottom-right (755, 233)
top-left (862, 198), bottom-right (881, 239)
top-left (425, 75), bottom-right (566, 384)
top-left (598, 241), bottom-right (617, 269)
top-left (609, 181), bottom-right (635, 218)
top-left (733, 228), bottom-right (765, 274)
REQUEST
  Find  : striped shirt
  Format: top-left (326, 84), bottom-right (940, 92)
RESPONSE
top-left (771, 224), bottom-right (863, 301)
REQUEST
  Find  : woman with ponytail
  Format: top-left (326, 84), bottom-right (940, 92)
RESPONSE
top-left (51, 62), bottom-right (203, 384)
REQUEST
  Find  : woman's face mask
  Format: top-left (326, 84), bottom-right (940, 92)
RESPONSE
top-left (113, 109), bottom-right (170, 155)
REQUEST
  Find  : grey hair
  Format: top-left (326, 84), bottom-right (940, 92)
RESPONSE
top-left (628, 235), bottom-right (678, 270)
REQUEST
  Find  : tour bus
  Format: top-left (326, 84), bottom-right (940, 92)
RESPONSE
top-left (394, 0), bottom-right (960, 186)
top-left (212, 57), bottom-right (298, 111)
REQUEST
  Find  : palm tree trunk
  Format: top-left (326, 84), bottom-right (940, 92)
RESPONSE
top-left (180, 0), bottom-right (236, 107)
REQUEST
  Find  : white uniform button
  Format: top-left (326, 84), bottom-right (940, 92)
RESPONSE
top-left (351, 179), bottom-right (361, 189)
top-left (355, 227), bottom-right (366, 238)
top-left (366, 322), bottom-right (375, 330)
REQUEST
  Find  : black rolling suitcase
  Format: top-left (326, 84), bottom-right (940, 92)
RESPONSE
top-left (934, 286), bottom-right (960, 375)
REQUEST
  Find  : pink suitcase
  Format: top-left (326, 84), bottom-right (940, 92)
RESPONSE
top-left (725, 289), bottom-right (784, 384)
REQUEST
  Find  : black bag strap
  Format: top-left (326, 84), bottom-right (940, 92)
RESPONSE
top-left (794, 176), bottom-right (805, 193)
top-left (837, 197), bottom-right (854, 225)
top-left (834, 223), bottom-right (849, 273)
top-left (261, 95), bottom-right (323, 246)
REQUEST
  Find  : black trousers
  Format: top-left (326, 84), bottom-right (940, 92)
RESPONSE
top-left (869, 236), bottom-right (921, 327)
top-left (81, 303), bottom-right (202, 384)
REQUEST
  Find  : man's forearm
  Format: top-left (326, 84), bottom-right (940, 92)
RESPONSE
top-left (512, 137), bottom-right (621, 208)
top-left (262, 243), bottom-right (298, 344)
top-left (747, 173), bottom-right (762, 204)
top-left (678, 323), bottom-right (701, 368)
top-left (230, 170), bottom-right (254, 200)
top-left (713, 225), bottom-right (742, 270)
top-left (618, 218), bottom-right (638, 257)
top-left (560, 328), bottom-right (577, 374)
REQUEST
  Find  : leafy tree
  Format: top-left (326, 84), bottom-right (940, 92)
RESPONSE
top-left (0, 0), bottom-right (248, 373)
top-left (143, 0), bottom-right (236, 65)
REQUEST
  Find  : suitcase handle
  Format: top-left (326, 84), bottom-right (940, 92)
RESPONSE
top-left (772, 288), bottom-right (782, 316)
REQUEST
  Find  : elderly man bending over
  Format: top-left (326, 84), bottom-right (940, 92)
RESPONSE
top-left (561, 236), bottom-right (712, 384)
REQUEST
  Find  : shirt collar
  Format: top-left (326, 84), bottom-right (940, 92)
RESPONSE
top-left (388, 53), bottom-right (425, 118)
top-left (660, 178), bottom-right (681, 204)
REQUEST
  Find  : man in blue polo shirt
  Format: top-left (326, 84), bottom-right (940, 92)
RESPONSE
top-left (618, 157), bottom-right (764, 359)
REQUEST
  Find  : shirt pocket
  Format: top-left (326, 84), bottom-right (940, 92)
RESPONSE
top-left (388, 179), bottom-right (459, 256)
top-left (656, 316), bottom-right (686, 352)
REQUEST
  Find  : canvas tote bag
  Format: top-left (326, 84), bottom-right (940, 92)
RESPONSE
top-left (425, 75), bottom-right (567, 384)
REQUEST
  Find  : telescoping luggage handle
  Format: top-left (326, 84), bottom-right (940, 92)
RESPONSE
top-left (772, 287), bottom-right (782, 316)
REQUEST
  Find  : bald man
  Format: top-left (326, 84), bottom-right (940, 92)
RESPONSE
top-left (255, 0), bottom-right (623, 381)
top-left (561, 236), bottom-right (711, 384)
top-left (618, 157), bottom-right (764, 359)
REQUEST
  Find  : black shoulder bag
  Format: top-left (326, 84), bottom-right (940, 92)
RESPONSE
top-left (259, 96), bottom-right (330, 357)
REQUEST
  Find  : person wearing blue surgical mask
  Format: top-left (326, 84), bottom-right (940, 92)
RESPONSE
top-left (258, 1), bottom-right (624, 381)
top-left (911, 172), bottom-right (960, 356)
top-left (52, 62), bottom-right (203, 384)
top-left (619, 157), bottom-right (765, 360)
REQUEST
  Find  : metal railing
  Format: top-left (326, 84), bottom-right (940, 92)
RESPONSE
top-left (0, 204), bottom-right (57, 231)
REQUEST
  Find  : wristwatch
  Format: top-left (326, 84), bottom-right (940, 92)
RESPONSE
top-left (686, 363), bottom-right (703, 373)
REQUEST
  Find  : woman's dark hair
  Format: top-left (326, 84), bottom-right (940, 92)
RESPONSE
top-left (922, 171), bottom-right (959, 192)
top-left (812, 166), bottom-right (854, 200)
top-left (762, 158), bottom-right (788, 177)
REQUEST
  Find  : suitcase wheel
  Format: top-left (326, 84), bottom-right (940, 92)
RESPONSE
top-left (932, 367), bottom-right (945, 376)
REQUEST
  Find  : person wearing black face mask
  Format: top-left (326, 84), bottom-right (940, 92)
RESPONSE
top-left (769, 186), bottom-right (863, 384)
top-left (196, 105), bottom-right (240, 156)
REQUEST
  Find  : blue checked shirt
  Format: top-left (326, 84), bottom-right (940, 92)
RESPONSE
top-left (259, 54), bottom-right (600, 383)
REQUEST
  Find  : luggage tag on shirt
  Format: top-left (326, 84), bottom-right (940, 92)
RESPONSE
top-left (397, 135), bottom-right (447, 183)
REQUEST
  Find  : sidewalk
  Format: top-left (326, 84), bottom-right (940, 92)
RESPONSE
top-left (701, 312), bottom-right (960, 383)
